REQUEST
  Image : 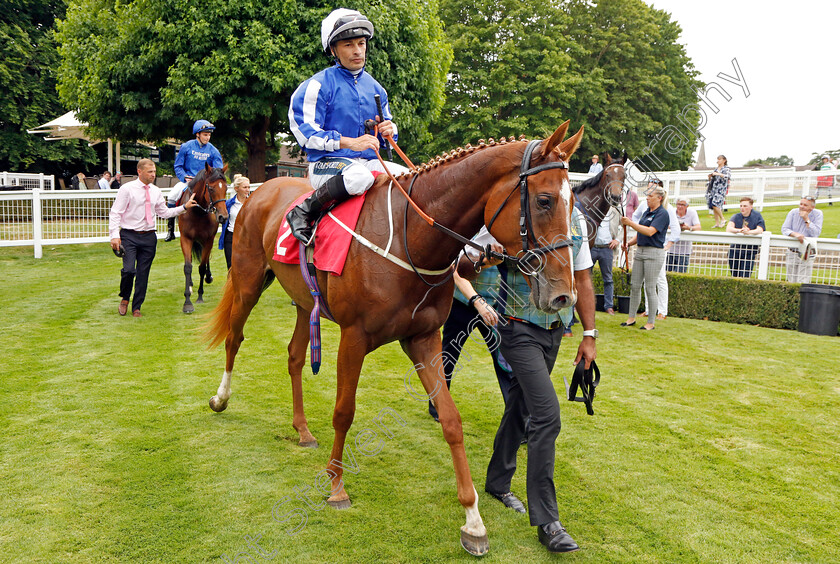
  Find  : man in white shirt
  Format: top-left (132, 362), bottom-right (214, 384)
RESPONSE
top-left (109, 159), bottom-right (197, 317)
top-left (782, 196), bottom-right (823, 283)
top-left (98, 171), bottom-right (112, 190)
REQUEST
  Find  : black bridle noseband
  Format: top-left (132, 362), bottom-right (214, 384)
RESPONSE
top-left (188, 172), bottom-right (227, 215)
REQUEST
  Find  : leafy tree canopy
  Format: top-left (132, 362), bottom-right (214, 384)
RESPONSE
top-left (0, 0), bottom-right (97, 176)
top-left (743, 155), bottom-right (794, 167)
top-left (426, 0), bottom-right (702, 171)
top-left (55, 0), bottom-right (451, 180)
top-left (807, 150), bottom-right (840, 167)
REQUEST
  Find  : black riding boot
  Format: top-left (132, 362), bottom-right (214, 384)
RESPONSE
top-left (164, 218), bottom-right (176, 242)
top-left (286, 175), bottom-right (350, 244)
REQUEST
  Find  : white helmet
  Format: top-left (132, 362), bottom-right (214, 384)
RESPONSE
top-left (320, 8), bottom-right (374, 54)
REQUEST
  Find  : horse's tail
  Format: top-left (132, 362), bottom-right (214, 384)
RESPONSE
top-left (205, 275), bottom-right (234, 349)
top-left (192, 239), bottom-right (203, 263)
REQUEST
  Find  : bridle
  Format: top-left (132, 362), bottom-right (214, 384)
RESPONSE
top-left (189, 172), bottom-right (227, 214)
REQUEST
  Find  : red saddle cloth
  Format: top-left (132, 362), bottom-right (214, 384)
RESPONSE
top-left (273, 191), bottom-right (367, 276)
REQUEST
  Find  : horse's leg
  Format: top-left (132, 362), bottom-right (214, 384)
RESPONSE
top-left (287, 305), bottom-right (317, 447)
top-left (196, 240), bottom-right (214, 304)
top-left (181, 236), bottom-right (194, 313)
top-left (324, 326), bottom-right (368, 510)
top-left (401, 330), bottom-right (489, 556)
top-left (209, 267), bottom-right (268, 412)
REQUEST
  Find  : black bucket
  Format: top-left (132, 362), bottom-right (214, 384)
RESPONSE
top-left (798, 284), bottom-right (840, 336)
top-left (616, 296), bottom-right (630, 314)
top-left (595, 294), bottom-right (605, 312)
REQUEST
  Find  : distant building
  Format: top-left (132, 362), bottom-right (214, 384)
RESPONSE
top-left (265, 144), bottom-right (307, 179)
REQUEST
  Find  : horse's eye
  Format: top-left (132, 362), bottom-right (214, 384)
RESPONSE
top-left (536, 195), bottom-right (552, 209)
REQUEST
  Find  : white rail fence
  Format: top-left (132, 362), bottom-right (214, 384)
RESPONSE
top-left (0, 172), bottom-right (54, 191)
top-left (3, 188), bottom-right (840, 286)
top-left (613, 231), bottom-right (840, 286)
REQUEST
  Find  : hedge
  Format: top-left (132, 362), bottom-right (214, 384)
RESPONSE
top-left (590, 268), bottom-right (802, 330)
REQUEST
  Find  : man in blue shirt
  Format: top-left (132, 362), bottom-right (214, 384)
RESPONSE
top-left (164, 119), bottom-right (224, 241)
top-left (726, 196), bottom-right (766, 278)
top-left (286, 8), bottom-right (408, 244)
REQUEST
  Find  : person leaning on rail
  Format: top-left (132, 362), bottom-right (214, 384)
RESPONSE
top-left (782, 195), bottom-right (823, 283)
top-left (286, 8), bottom-right (409, 244)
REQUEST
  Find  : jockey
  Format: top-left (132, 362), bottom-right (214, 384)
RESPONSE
top-left (286, 8), bottom-right (409, 244)
top-left (165, 119), bottom-right (225, 241)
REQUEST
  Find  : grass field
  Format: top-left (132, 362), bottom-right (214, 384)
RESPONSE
top-left (1, 243), bottom-right (839, 563)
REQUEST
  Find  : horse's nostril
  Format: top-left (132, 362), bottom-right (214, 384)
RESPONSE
top-left (552, 295), bottom-right (571, 310)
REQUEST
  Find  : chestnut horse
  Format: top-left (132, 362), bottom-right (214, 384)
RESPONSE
top-left (573, 153), bottom-right (626, 248)
top-left (176, 163), bottom-right (229, 313)
top-left (205, 122), bottom-right (584, 555)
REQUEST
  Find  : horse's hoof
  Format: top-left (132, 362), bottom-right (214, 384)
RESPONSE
top-left (206, 275), bottom-right (213, 284)
top-left (209, 396), bottom-right (228, 412)
top-left (183, 303), bottom-right (194, 314)
top-left (298, 439), bottom-right (318, 448)
top-left (460, 530), bottom-right (489, 556)
top-left (196, 297), bottom-right (205, 304)
top-left (327, 498), bottom-right (352, 510)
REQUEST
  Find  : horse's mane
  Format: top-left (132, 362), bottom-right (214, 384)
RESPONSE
top-left (188, 166), bottom-right (225, 190)
top-left (572, 169), bottom-right (604, 194)
top-left (394, 136), bottom-right (530, 181)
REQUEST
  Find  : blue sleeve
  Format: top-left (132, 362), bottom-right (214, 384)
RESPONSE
top-left (755, 213), bottom-right (766, 230)
top-left (288, 77), bottom-right (341, 153)
top-left (210, 145), bottom-right (224, 169)
top-left (174, 143), bottom-right (189, 183)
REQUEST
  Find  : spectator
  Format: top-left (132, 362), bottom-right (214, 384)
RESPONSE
top-left (70, 172), bottom-right (85, 190)
top-left (110, 172), bottom-right (122, 190)
top-left (726, 196), bottom-right (765, 278)
top-left (590, 207), bottom-right (621, 314)
top-left (485, 207), bottom-right (596, 554)
top-left (632, 182), bottom-right (680, 320)
top-left (98, 171), bottom-right (112, 190)
top-left (667, 197), bottom-right (701, 273)
top-left (428, 228), bottom-right (513, 421)
top-left (816, 155), bottom-right (836, 204)
top-left (219, 174), bottom-right (251, 270)
top-left (588, 154), bottom-right (603, 175)
top-left (109, 159), bottom-right (197, 317)
top-left (620, 184), bottom-right (670, 330)
top-left (706, 154), bottom-right (731, 228)
top-left (782, 195), bottom-right (823, 283)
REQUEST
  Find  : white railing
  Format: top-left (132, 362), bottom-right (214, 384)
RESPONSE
top-left (616, 231), bottom-right (840, 286)
top-left (572, 168), bottom-right (840, 211)
top-left (0, 172), bottom-right (55, 191)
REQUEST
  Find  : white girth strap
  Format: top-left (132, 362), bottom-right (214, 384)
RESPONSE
top-left (326, 211), bottom-right (454, 276)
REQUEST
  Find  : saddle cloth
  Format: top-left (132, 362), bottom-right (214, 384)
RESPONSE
top-left (273, 191), bottom-right (367, 276)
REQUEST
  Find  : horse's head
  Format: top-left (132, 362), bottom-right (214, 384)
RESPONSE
top-left (602, 153), bottom-right (626, 207)
top-left (485, 120), bottom-right (584, 313)
top-left (202, 162), bottom-right (229, 224)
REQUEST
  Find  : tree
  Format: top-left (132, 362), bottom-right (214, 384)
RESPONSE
top-left (426, 0), bottom-right (702, 171)
top-left (807, 150), bottom-right (840, 168)
top-left (0, 0), bottom-right (97, 177)
top-left (743, 155), bottom-right (794, 167)
top-left (55, 0), bottom-right (451, 181)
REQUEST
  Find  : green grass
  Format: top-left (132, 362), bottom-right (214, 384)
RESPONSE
top-left (1, 243), bottom-right (839, 563)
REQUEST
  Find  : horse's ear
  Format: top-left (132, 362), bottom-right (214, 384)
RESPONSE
top-left (222, 164), bottom-right (228, 174)
top-left (605, 153), bottom-right (613, 165)
top-left (205, 162), bottom-right (213, 173)
top-left (542, 120), bottom-right (570, 157)
top-left (558, 125), bottom-right (584, 160)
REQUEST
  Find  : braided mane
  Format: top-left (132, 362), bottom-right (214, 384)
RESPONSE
top-left (394, 135), bottom-right (531, 180)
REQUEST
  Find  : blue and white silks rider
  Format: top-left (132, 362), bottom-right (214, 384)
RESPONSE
top-left (284, 8), bottom-right (409, 244)
top-left (167, 120), bottom-right (224, 207)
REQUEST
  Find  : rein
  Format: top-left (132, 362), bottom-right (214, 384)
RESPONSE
top-left (374, 135), bottom-right (574, 279)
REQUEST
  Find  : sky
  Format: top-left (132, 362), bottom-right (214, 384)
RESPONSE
top-left (648, 0), bottom-right (839, 168)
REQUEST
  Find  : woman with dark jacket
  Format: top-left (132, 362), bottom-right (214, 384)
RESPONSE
top-left (620, 183), bottom-right (671, 330)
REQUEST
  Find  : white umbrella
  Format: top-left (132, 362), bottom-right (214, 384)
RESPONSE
top-left (29, 111), bottom-right (118, 173)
